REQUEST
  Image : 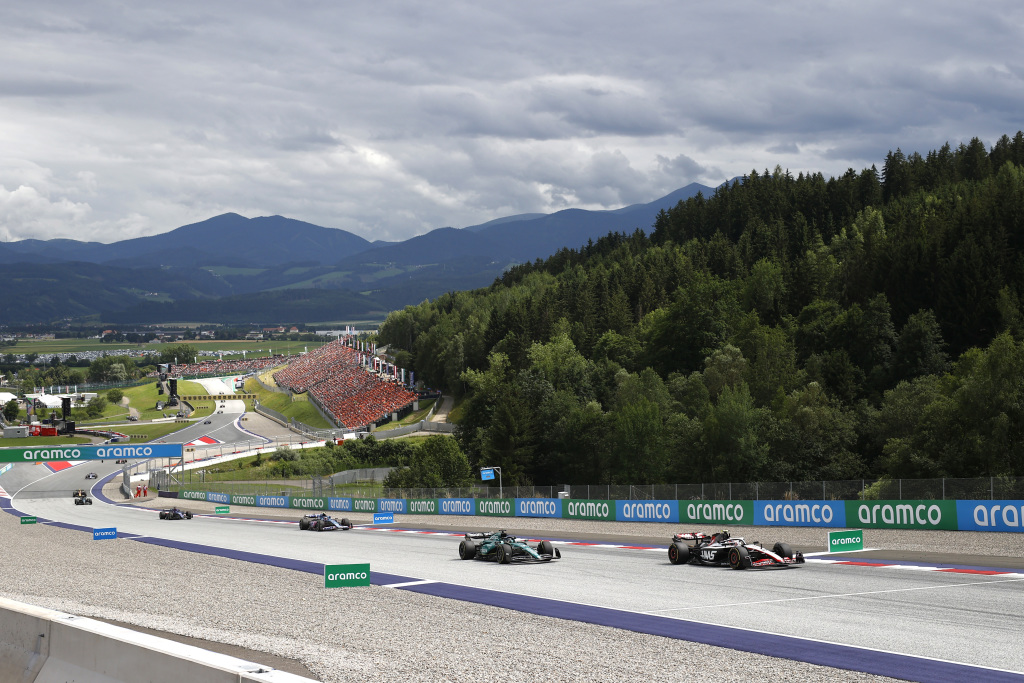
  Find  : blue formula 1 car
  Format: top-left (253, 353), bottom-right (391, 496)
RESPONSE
top-left (298, 513), bottom-right (352, 531)
top-left (159, 507), bottom-right (193, 520)
top-left (458, 530), bottom-right (561, 564)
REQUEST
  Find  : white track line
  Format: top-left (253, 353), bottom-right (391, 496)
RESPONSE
top-left (383, 579), bottom-right (438, 588)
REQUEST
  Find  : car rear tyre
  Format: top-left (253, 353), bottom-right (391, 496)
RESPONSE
top-left (538, 540), bottom-right (554, 556)
top-left (728, 546), bottom-right (749, 569)
top-left (299, 518), bottom-right (310, 530)
top-left (773, 542), bottom-right (793, 559)
top-left (668, 542), bottom-right (689, 565)
top-left (459, 539), bottom-right (476, 560)
top-left (159, 512), bottom-right (167, 519)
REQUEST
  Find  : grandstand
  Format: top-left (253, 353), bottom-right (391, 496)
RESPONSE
top-left (272, 338), bottom-right (416, 429)
top-left (156, 355), bottom-right (291, 379)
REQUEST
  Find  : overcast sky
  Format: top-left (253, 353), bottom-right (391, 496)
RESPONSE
top-left (1, 1), bottom-right (1021, 244)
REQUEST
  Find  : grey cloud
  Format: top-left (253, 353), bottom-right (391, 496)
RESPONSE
top-left (767, 143), bottom-right (799, 154)
top-left (1, 0), bottom-right (1021, 243)
top-left (0, 78), bottom-right (122, 98)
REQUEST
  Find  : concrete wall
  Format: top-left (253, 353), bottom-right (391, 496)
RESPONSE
top-left (0, 597), bottom-right (318, 683)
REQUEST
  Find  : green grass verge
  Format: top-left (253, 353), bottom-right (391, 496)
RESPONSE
top-left (164, 479), bottom-right (384, 498)
top-left (446, 396), bottom-right (467, 423)
top-left (114, 381), bottom-right (214, 421)
top-left (110, 422), bottom-right (195, 441)
top-left (375, 399), bottom-right (436, 431)
top-left (243, 378), bottom-right (332, 429)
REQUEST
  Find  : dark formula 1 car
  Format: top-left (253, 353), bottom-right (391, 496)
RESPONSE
top-left (72, 489), bottom-right (93, 505)
top-left (458, 530), bottom-right (561, 564)
top-left (85, 472), bottom-right (98, 479)
top-left (159, 507), bottom-right (193, 520)
top-left (668, 530), bottom-right (804, 569)
top-left (298, 513), bottom-right (352, 531)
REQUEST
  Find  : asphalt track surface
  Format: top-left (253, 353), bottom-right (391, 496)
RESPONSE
top-left (152, 398), bottom-right (259, 448)
top-left (5, 460), bottom-right (1024, 682)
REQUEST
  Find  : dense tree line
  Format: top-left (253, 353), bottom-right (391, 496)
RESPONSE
top-left (379, 134), bottom-right (1024, 486)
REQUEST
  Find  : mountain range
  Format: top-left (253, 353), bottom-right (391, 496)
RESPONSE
top-left (0, 182), bottom-right (713, 325)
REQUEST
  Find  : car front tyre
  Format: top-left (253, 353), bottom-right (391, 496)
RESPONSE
top-left (728, 546), bottom-right (750, 569)
top-left (773, 542), bottom-right (793, 559)
top-left (498, 543), bottom-right (513, 564)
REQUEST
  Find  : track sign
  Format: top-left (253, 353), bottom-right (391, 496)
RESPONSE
top-left (480, 468), bottom-right (495, 481)
top-left (325, 563), bottom-right (370, 588)
top-left (828, 529), bottom-right (864, 552)
top-left (93, 527), bottom-right (117, 540)
top-left (215, 506), bottom-right (230, 514)
top-left (20, 516), bottom-right (37, 525)
top-left (373, 512), bottom-right (394, 524)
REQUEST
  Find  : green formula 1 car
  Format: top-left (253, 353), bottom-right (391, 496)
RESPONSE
top-left (458, 530), bottom-right (561, 564)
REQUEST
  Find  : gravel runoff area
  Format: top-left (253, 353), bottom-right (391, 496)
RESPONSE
top-left (1, 505), bottom-right (900, 683)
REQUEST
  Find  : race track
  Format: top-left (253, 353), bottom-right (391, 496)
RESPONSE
top-left (6, 461), bottom-right (1024, 681)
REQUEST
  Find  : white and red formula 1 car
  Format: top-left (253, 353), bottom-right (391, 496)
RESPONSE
top-left (668, 530), bottom-right (804, 569)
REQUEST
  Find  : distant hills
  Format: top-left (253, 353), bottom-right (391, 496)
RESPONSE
top-left (0, 182), bottom-right (713, 325)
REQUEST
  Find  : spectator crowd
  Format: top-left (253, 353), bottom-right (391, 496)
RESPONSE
top-left (273, 339), bottom-right (416, 429)
top-left (159, 355), bottom-right (290, 378)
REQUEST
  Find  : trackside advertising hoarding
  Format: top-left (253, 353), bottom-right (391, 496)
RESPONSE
top-left (377, 498), bottom-right (406, 514)
top-left (515, 498), bottom-right (562, 518)
top-left (562, 499), bottom-right (615, 521)
top-left (845, 500), bottom-right (957, 530)
top-left (328, 497), bottom-right (352, 512)
top-left (406, 498), bottom-right (437, 514)
top-left (325, 563), bottom-right (370, 588)
top-left (170, 491), bottom-right (1024, 532)
top-left (957, 500), bottom-right (1024, 531)
top-left (616, 500), bottom-right (679, 523)
top-left (754, 501), bottom-right (846, 527)
top-left (680, 500), bottom-right (753, 526)
top-left (0, 444), bottom-right (183, 462)
top-left (828, 529), bottom-right (864, 552)
top-left (438, 498), bottom-right (475, 515)
top-left (477, 498), bottom-right (513, 516)
top-left (352, 498), bottom-right (377, 513)
top-left (290, 496), bottom-right (327, 511)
